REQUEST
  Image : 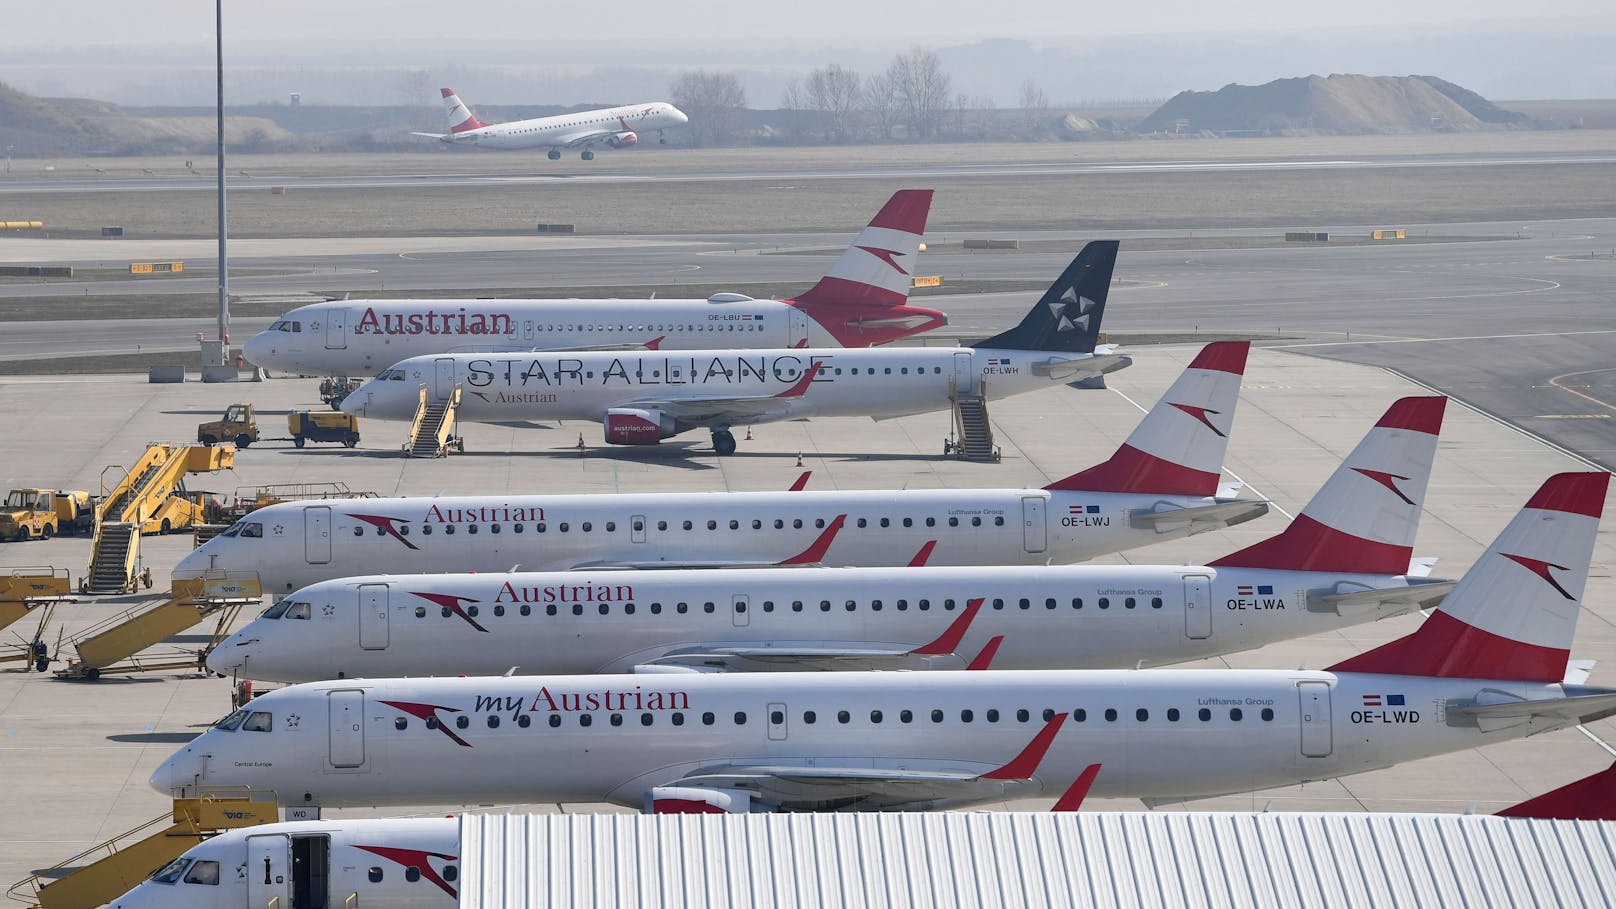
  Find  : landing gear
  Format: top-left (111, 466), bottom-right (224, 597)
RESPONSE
top-left (581, 150), bottom-right (595, 161)
top-left (712, 429), bottom-right (737, 456)
top-left (547, 149), bottom-right (561, 161)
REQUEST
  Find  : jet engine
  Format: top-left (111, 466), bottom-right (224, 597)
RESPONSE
top-left (644, 785), bottom-right (755, 814)
top-left (609, 131), bottom-right (638, 148)
top-left (603, 408), bottom-right (677, 445)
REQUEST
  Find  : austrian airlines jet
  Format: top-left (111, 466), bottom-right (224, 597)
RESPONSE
top-left (176, 342), bottom-right (1264, 597)
top-left (412, 87), bottom-right (687, 159)
top-left (206, 396), bottom-right (1451, 682)
top-left (152, 472), bottom-right (1614, 814)
top-left (242, 190), bottom-right (947, 377)
top-left (110, 761), bottom-right (1616, 909)
top-left (341, 241), bottom-right (1128, 454)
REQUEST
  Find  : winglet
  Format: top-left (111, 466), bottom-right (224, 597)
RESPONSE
top-left (788, 471), bottom-right (811, 492)
top-left (1051, 763), bottom-right (1102, 812)
top-left (644, 335), bottom-right (666, 351)
top-left (774, 361), bottom-right (824, 398)
top-left (910, 598), bottom-right (984, 656)
top-left (907, 540), bottom-right (937, 567)
top-left (982, 713), bottom-right (1067, 780)
top-left (966, 635), bottom-right (1004, 670)
top-left (778, 513), bottom-right (846, 565)
top-left (1496, 761), bottom-right (1616, 819)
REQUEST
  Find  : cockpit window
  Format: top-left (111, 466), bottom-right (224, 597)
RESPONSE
top-left (215, 708), bottom-right (250, 731)
top-left (285, 601), bottom-right (311, 620)
top-left (269, 320), bottom-right (301, 334)
top-left (240, 522), bottom-right (263, 538)
top-left (242, 712), bottom-right (273, 733)
top-left (262, 600), bottom-right (291, 620)
top-left (376, 368), bottom-right (406, 381)
top-left (184, 860), bottom-right (221, 885)
top-left (151, 857), bottom-right (190, 884)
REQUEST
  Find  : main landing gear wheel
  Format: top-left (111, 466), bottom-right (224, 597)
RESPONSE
top-left (581, 150), bottom-right (595, 161)
top-left (547, 149), bottom-right (561, 160)
top-left (712, 429), bottom-right (737, 456)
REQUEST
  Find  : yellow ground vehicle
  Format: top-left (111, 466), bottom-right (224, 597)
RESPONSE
top-left (197, 403), bottom-right (258, 448)
top-left (0, 489), bottom-right (96, 541)
top-left (290, 410), bottom-right (360, 447)
top-left (320, 376), bottom-right (363, 409)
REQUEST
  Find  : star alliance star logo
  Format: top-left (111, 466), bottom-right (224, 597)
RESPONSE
top-left (1048, 285), bottom-right (1097, 333)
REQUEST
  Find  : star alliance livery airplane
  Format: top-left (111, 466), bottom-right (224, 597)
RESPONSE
top-left (154, 472), bottom-right (1612, 814)
top-left (176, 341), bottom-right (1265, 596)
top-left (413, 87), bottom-right (687, 160)
top-left (341, 241), bottom-right (1128, 454)
top-left (243, 190), bottom-right (947, 377)
top-left (206, 396), bottom-right (1451, 682)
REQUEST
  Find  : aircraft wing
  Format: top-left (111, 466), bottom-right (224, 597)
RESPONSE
top-left (660, 714), bottom-right (1066, 811)
top-left (1308, 578), bottom-right (1456, 618)
top-left (553, 127), bottom-right (622, 148)
top-left (1129, 499), bottom-right (1270, 532)
top-left (612, 361), bottom-right (827, 430)
top-left (573, 513), bottom-right (848, 571)
top-left (410, 132), bottom-right (450, 141)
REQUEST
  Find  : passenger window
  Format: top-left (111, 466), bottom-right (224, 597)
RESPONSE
top-left (369, 868), bottom-right (383, 883)
top-left (1104, 708), bottom-right (1118, 721)
top-left (1168, 708), bottom-right (1181, 722)
top-left (1198, 708), bottom-right (1212, 721)
top-left (930, 709), bottom-right (944, 723)
top-left (804, 710), bottom-right (817, 724)
top-left (1136, 709), bottom-right (1149, 722)
top-left (733, 712), bottom-right (747, 725)
top-left (960, 709), bottom-right (974, 722)
top-left (837, 710), bottom-right (850, 724)
top-left (900, 709), bottom-right (913, 723)
top-left (1230, 708), bottom-right (1244, 721)
top-left (1152, 597), bottom-right (1163, 609)
top-left (1262, 708), bottom-right (1275, 721)
top-left (870, 710), bottom-right (883, 723)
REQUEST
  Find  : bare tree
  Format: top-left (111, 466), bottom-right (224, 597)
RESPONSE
top-left (806, 64), bottom-right (862, 143)
top-left (1019, 79), bottom-right (1050, 135)
top-left (669, 70), bottom-right (748, 147)
top-left (887, 46), bottom-right (952, 140)
top-left (862, 70), bottom-right (900, 141)
top-left (779, 78), bottom-right (812, 143)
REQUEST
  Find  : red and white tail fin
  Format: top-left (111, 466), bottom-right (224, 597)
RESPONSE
top-left (1211, 395), bottom-right (1445, 574)
top-left (1329, 471), bottom-right (1609, 682)
top-left (1047, 341), bottom-right (1248, 496)
top-left (441, 87), bottom-right (488, 134)
top-left (1496, 760), bottom-right (1616, 819)
top-left (791, 190), bottom-right (932, 310)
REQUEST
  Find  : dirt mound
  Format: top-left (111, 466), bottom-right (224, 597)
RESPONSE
top-left (0, 81), bottom-right (117, 155)
top-left (1139, 74), bottom-right (1526, 135)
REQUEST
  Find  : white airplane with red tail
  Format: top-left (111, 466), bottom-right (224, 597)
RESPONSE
top-left (177, 341), bottom-right (1264, 597)
top-left (206, 396), bottom-right (1452, 682)
top-left (412, 88), bottom-right (687, 159)
top-left (156, 472), bottom-right (1612, 815)
top-left (243, 190), bottom-right (947, 377)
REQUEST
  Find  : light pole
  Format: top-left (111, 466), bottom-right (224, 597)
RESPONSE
top-left (4, 146), bottom-right (13, 174)
top-left (215, 0), bottom-right (229, 363)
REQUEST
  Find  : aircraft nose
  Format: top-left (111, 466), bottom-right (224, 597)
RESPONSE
top-left (242, 332), bottom-right (270, 367)
top-left (204, 635), bottom-right (246, 674)
top-left (149, 756), bottom-right (177, 795)
top-left (339, 388), bottom-right (365, 417)
top-left (151, 743), bottom-right (206, 795)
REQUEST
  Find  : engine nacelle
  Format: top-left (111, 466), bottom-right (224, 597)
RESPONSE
top-left (644, 786), bottom-right (755, 814)
top-left (609, 131), bottom-right (638, 148)
top-left (603, 407), bottom-right (677, 445)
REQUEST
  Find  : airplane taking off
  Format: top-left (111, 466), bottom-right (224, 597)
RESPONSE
top-left (413, 88), bottom-right (687, 160)
top-left (207, 395), bottom-right (1451, 682)
top-left (176, 342), bottom-right (1264, 597)
top-left (154, 472), bottom-right (1613, 814)
top-left (111, 758), bottom-right (1616, 909)
top-left (340, 241), bottom-right (1128, 454)
top-left (242, 190), bottom-right (947, 377)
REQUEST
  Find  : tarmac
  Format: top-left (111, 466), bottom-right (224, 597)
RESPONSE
top-left (1, 345), bottom-right (1613, 888)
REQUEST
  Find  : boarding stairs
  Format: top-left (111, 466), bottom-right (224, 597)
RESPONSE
top-left (56, 573), bottom-right (262, 680)
top-left (946, 376), bottom-right (1000, 462)
top-left (0, 567), bottom-right (73, 672)
top-left (8, 794), bottom-right (279, 909)
top-left (85, 444), bottom-right (236, 593)
top-left (405, 385), bottom-right (464, 457)
top-left (83, 522), bottom-right (140, 594)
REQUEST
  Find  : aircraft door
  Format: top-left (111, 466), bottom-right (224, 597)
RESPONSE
top-left (1021, 496), bottom-right (1047, 554)
top-left (1298, 681), bottom-right (1333, 758)
top-left (358, 584), bottom-right (389, 650)
top-left (245, 834), bottom-right (292, 909)
top-left (1183, 574), bottom-right (1212, 639)
top-left (788, 307), bottom-right (809, 347)
top-left (953, 352), bottom-right (977, 395)
top-left (732, 594), bottom-right (750, 627)
top-left (291, 835), bottom-right (330, 909)
top-left (433, 357), bottom-right (456, 400)
top-left (767, 702), bottom-right (788, 741)
top-left (631, 514), bottom-right (647, 544)
top-left (327, 689), bottom-right (366, 769)
top-left (305, 506), bottom-right (332, 565)
top-left (324, 308), bottom-right (348, 350)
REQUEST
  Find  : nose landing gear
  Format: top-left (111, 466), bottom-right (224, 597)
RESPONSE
top-left (711, 428), bottom-right (737, 456)
top-left (581, 150), bottom-right (595, 161)
top-left (547, 149), bottom-right (561, 161)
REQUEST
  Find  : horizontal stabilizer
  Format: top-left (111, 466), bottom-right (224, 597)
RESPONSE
top-left (1309, 578), bottom-right (1456, 617)
top-left (1029, 352), bottom-right (1132, 381)
top-left (1130, 499), bottom-right (1270, 533)
top-left (1448, 687), bottom-right (1616, 732)
top-left (1496, 760), bottom-right (1616, 820)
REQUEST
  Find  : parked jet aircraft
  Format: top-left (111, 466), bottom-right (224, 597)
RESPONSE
top-left (112, 757), bottom-right (1616, 909)
top-left (413, 88), bottom-right (687, 159)
top-left (242, 190), bottom-right (947, 377)
top-left (206, 395), bottom-right (1450, 682)
top-left (341, 241), bottom-right (1128, 454)
top-left (176, 342), bottom-right (1264, 596)
top-left (154, 472), bottom-right (1610, 814)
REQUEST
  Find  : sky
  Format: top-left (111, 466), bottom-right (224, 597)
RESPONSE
top-left (2, 2), bottom-right (1612, 106)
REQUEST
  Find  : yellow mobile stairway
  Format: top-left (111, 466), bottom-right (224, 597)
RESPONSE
top-left (0, 566), bottom-right (73, 672)
top-left (405, 384), bottom-right (464, 457)
top-left (84, 444), bottom-right (235, 595)
top-left (7, 793), bottom-right (278, 909)
top-left (56, 573), bottom-right (262, 680)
